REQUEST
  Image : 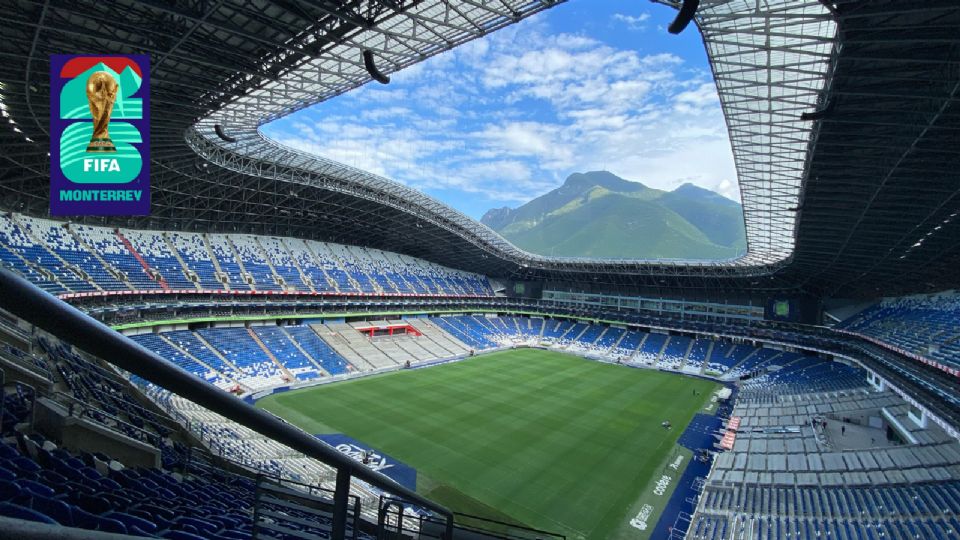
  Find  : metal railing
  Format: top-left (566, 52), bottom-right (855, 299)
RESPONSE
top-left (0, 268), bottom-right (455, 540)
top-left (377, 498), bottom-right (567, 540)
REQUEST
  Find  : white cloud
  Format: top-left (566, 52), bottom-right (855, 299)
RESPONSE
top-left (262, 12), bottom-right (738, 213)
top-left (613, 13), bottom-right (651, 31)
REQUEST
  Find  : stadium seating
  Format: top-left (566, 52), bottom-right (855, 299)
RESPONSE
top-left (0, 215), bottom-right (70, 295)
top-left (658, 335), bottom-right (692, 370)
top-left (16, 216), bottom-right (112, 293)
top-left (227, 235), bottom-right (284, 292)
top-left (284, 325), bottom-right (353, 375)
top-left (259, 236), bottom-right (310, 292)
top-left (432, 316), bottom-right (498, 349)
top-left (0, 393), bottom-right (374, 540)
top-left (420, 316), bottom-right (800, 377)
top-left (306, 242), bottom-right (357, 293)
top-left (130, 333), bottom-right (228, 388)
top-left (120, 230), bottom-right (196, 290)
top-left (611, 330), bottom-right (643, 359)
top-left (132, 325), bottom-right (361, 390)
top-left (125, 316), bottom-right (868, 396)
top-left (684, 338), bottom-right (711, 372)
top-left (724, 347), bottom-right (783, 379)
top-left (195, 328), bottom-right (284, 388)
top-left (687, 365), bottom-right (960, 540)
top-left (594, 326), bottom-right (624, 349)
top-left (250, 326), bottom-right (318, 380)
top-left (541, 320), bottom-right (575, 341)
top-left (164, 232), bottom-right (226, 291)
top-left (158, 331), bottom-right (244, 385)
top-left (841, 293), bottom-right (960, 369)
top-left (282, 239), bottom-right (334, 293)
top-left (71, 224), bottom-right (161, 291)
top-left (0, 213), bottom-right (493, 298)
top-left (204, 234), bottom-right (251, 291)
top-left (121, 316), bottom-right (956, 540)
top-left (737, 356), bottom-right (866, 398)
top-left (572, 324), bottom-right (604, 347)
top-left (635, 332), bottom-right (668, 364)
top-left (705, 343), bottom-right (745, 374)
top-left (0, 310), bottom-right (395, 538)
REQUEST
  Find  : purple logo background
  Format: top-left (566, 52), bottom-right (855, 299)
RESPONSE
top-left (49, 54), bottom-right (150, 216)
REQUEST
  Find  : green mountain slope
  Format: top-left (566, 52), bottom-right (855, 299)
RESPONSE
top-left (480, 171), bottom-right (746, 260)
top-left (659, 183), bottom-right (745, 249)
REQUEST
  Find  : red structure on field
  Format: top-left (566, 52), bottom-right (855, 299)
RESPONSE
top-left (354, 322), bottom-right (422, 339)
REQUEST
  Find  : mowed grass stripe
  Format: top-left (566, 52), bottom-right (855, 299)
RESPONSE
top-left (258, 349), bottom-right (717, 539)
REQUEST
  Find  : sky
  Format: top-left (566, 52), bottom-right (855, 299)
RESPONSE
top-left (261, 0), bottom-right (738, 220)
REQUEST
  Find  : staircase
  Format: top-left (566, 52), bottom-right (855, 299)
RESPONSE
top-left (252, 237), bottom-right (288, 291)
top-left (406, 319), bottom-right (470, 356)
top-left (681, 339), bottom-right (696, 365)
top-left (333, 256), bottom-right (367, 293)
top-left (115, 229), bottom-right (168, 289)
top-left (395, 272), bottom-right (419, 294)
top-left (396, 253), bottom-right (432, 293)
top-left (701, 341), bottom-right (715, 375)
top-left (201, 234), bottom-right (231, 291)
top-left (302, 241), bottom-right (339, 292)
top-left (66, 225), bottom-right (133, 290)
top-left (569, 324), bottom-right (590, 344)
top-left (558, 323), bottom-right (580, 342)
top-left (279, 327), bottom-right (328, 376)
top-left (626, 333), bottom-right (643, 358)
top-left (161, 233), bottom-right (202, 291)
top-left (247, 327), bottom-right (295, 381)
top-left (225, 237), bottom-right (256, 291)
top-left (608, 331), bottom-right (628, 353)
top-left (350, 247), bottom-right (394, 294)
top-left (655, 336), bottom-right (671, 363)
top-left (630, 333), bottom-right (651, 362)
top-left (590, 327), bottom-right (608, 347)
top-left (727, 347), bottom-right (760, 376)
top-left (280, 239), bottom-right (316, 293)
top-left (159, 334), bottom-right (242, 388)
top-left (193, 332), bottom-right (246, 375)
top-left (405, 271), bottom-right (430, 293)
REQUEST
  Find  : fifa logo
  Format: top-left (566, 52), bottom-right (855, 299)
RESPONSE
top-left (50, 55), bottom-right (150, 215)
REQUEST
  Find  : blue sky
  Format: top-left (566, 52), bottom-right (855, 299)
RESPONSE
top-left (262, 0), bottom-right (737, 220)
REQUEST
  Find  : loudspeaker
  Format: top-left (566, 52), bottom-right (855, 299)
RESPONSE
top-left (363, 50), bottom-right (391, 85)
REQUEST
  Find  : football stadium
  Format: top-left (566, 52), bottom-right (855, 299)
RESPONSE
top-left (0, 0), bottom-right (959, 539)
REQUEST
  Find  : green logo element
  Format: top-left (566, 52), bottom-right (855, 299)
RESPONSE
top-left (59, 62), bottom-right (143, 184)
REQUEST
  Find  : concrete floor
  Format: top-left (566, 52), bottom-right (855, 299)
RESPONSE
top-left (823, 417), bottom-right (900, 450)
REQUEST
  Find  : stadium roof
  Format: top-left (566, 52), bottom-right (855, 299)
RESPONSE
top-left (0, 0), bottom-right (958, 297)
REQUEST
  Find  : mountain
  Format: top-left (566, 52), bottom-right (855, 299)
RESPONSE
top-left (479, 171), bottom-right (746, 260)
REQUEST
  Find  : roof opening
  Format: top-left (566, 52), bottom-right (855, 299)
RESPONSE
top-left (262, 0), bottom-right (746, 261)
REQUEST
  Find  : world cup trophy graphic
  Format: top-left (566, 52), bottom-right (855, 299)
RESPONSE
top-left (85, 71), bottom-right (119, 153)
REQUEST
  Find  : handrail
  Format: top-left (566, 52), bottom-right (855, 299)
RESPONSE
top-left (0, 268), bottom-right (454, 539)
top-left (447, 512), bottom-right (567, 540)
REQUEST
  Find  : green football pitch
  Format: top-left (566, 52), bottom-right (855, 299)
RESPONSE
top-left (257, 349), bottom-right (718, 539)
